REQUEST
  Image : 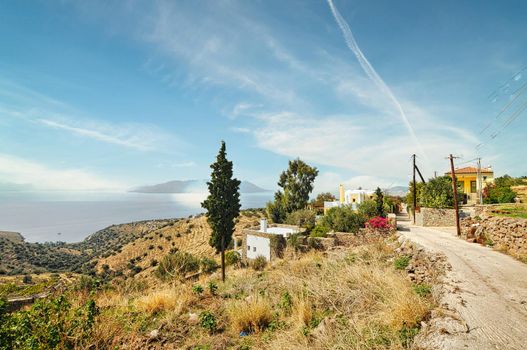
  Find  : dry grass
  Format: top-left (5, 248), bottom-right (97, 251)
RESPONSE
top-left (70, 235), bottom-right (432, 349)
top-left (135, 287), bottom-right (196, 315)
top-left (227, 296), bottom-right (274, 333)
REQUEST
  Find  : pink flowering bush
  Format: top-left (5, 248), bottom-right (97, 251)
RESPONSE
top-left (365, 216), bottom-right (391, 229)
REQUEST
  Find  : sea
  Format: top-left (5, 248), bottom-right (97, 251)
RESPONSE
top-left (0, 191), bottom-right (273, 243)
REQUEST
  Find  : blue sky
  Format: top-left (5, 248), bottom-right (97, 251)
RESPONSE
top-left (1, 0), bottom-right (526, 193)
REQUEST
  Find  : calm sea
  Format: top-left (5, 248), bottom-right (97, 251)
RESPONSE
top-left (0, 192), bottom-right (272, 243)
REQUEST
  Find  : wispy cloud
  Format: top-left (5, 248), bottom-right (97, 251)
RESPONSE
top-left (0, 80), bottom-right (182, 153)
top-left (326, 0), bottom-right (426, 160)
top-left (0, 153), bottom-right (125, 191)
top-left (38, 118), bottom-right (158, 151)
top-left (156, 161), bottom-right (197, 168)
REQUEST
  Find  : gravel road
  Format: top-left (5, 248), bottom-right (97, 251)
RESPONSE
top-left (398, 219), bottom-right (527, 350)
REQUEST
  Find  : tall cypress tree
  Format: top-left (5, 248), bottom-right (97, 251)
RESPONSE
top-left (375, 187), bottom-right (385, 218)
top-left (201, 141), bottom-right (241, 282)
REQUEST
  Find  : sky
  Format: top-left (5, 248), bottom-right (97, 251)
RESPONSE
top-left (1, 0), bottom-right (526, 194)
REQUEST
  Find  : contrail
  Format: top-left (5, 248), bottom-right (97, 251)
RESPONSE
top-left (326, 0), bottom-right (428, 161)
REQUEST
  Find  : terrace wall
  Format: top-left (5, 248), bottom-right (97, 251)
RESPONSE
top-left (415, 208), bottom-right (456, 227)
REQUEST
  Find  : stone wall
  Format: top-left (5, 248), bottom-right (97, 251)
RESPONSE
top-left (461, 216), bottom-right (527, 261)
top-left (415, 207), bottom-right (457, 227)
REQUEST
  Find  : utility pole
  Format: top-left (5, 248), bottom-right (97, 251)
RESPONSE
top-left (449, 154), bottom-right (461, 236)
top-left (412, 154), bottom-right (417, 224)
top-left (476, 157), bottom-right (483, 204)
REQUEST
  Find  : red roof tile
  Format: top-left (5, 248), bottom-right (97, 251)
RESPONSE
top-left (445, 166), bottom-right (493, 175)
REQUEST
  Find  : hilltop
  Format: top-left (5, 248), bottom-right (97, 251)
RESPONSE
top-left (130, 180), bottom-right (270, 194)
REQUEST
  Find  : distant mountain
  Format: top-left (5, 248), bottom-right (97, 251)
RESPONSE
top-left (385, 186), bottom-right (409, 197)
top-left (130, 180), bottom-right (269, 194)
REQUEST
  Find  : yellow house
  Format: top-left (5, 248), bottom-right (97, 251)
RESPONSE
top-left (445, 166), bottom-right (494, 204)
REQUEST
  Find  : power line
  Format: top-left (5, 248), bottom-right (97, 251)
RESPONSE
top-left (487, 62), bottom-right (527, 101)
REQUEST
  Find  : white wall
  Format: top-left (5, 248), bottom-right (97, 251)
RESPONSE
top-left (246, 234), bottom-right (271, 261)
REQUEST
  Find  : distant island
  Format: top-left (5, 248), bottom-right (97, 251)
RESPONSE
top-left (130, 179), bottom-right (270, 194)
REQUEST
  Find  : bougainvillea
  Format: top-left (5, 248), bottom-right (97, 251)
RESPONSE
top-left (365, 216), bottom-right (391, 229)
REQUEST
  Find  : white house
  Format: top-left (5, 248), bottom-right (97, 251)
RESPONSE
top-left (243, 219), bottom-right (301, 261)
top-left (324, 185), bottom-right (375, 213)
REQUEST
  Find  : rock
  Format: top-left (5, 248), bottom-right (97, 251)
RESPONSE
top-left (311, 317), bottom-right (336, 338)
top-left (188, 312), bottom-right (199, 325)
top-left (149, 329), bottom-right (159, 339)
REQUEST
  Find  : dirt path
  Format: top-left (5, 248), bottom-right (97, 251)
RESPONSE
top-left (398, 218), bottom-right (527, 350)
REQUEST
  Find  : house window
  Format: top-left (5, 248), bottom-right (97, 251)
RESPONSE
top-left (253, 247), bottom-right (256, 252)
top-left (247, 245), bottom-right (250, 251)
top-left (471, 181), bottom-right (477, 193)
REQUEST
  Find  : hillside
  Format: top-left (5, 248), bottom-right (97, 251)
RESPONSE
top-left (0, 210), bottom-right (264, 276)
top-left (94, 209), bottom-right (264, 277)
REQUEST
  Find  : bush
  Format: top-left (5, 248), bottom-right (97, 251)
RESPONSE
top-left (484, 184), bottom-right (517, 204)
top-left (285, 209), bottom-right (316, 230)
top-left (225, 251), bottom-right (241, 266)
top-left (208, 281), bottom-right (218, 296)
top-left (155, 252), bottom-right (200, 279)
top-left (420, 176), bottom-right (456, 209)
top-left (365, 216), bottom-right (391, 229)
top-left (200, 258), bottom-right (219, 273)
top-left (269, 235), bottom-right (287, 258)
top-left (0, 295), bottom-right (97, 349)
top-left (199, 311), bottom-right (217, 333)
top-left (394, 256), bottom-right (411, 270)
top-left (192, 284), bottom-right (204, 294)
top-left (22, 274), bottom-right (33, 284)
top-left (322, 206), bottom-right (366, 233)
top-left (358, 200), bottom-right (377, 220)
top-left (309, 225), bottom-right (329, 238)
top-left (413, 283), bottom-right (432, 297)
top-left (252, 256), bottom-right (267, 271)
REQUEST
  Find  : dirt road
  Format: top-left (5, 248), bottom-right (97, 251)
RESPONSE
top-left (398, 219), bottom-right (527, 350)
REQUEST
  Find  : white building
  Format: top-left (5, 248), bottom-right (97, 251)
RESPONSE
top-left (244, 219), bottom-right (300, 261)
top-left (324, 185), bottom-right (375, 213)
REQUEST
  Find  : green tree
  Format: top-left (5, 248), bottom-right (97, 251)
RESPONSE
top-left (375, 187), bottom-right (385, 217)
top-left (358, 200), bottom-right (377, 220)
top-left (321, 206), bottom-right (366, 233)
top-left (267, 159), bottom-right (318, 223)
top-left (311, 192), bottom-right (336, 207)
top-left (201, 141), bottom-right (241, 282)
top-left (420, 176), bottom-right (456, 209)
top-left (285, 209), bottom-right (317, 230)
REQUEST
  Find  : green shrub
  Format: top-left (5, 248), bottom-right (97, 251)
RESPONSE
top-left (22, 274), bottom-right (32, 284)
top-left (307, 237), bottom-right (323, 250)
top-left (279, 291), bottom-right (292, 311)
top-left (199, 311), bottom-right (217, 333)
top-left (0, 295), bottom-right (97, 350)
top-left (192, 284), bottom-right (204, 294)
top-left (285, 209), bottom-right (316, 230)
top-left (322, 206), bottom-right (366, 233)
top-left (200, 258), bottom-right (219, 273)
top-left (225, 251), bottom-right (241, 266)
top-left (208, 281), bottom-right (218, 295)
top-left (155, 251), bottom-right (200, 279)
top-left (420, 176), bottom-right (457, 209)
top-left (413, 283), bottom-right (432, 297)
top-left (309, 225), bottom-right (329, 238)
top-left (270, 235), bottom-right (287, 258)
top-left (252, 255), bottom-right (267, 271)
top-left (394, 256), bottom-right (411, 270)
top-left (358, 200), bottom-right (377, 220)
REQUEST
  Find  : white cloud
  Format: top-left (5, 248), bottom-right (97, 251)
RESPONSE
top-left (38, 118), bottom-right (160, 151)
top-left (314, 172), bottom-right (397, 193)
top-left (156, 161), bottom-right (197, 168)
top-left (0, 153), bottom-right (125, 191)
